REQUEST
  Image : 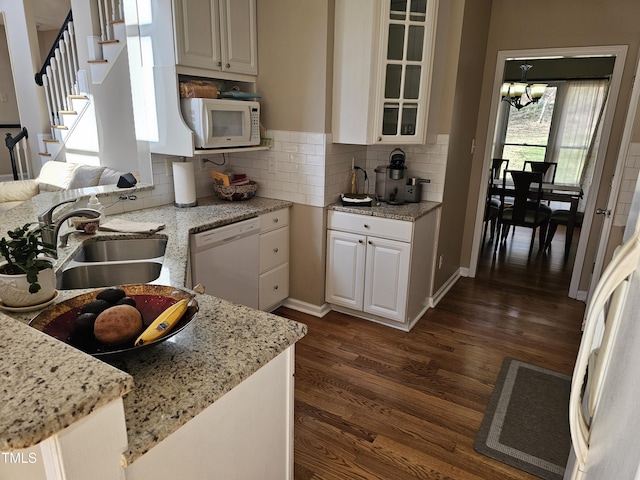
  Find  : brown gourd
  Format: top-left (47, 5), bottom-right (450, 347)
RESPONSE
top-left (93, 304), bottom-right (143, 345)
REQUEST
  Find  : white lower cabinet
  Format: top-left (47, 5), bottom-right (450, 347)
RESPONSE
top-left (125, 347), bottom-right (295, 480)
top-left (259, 208), bottom-right (290, 311)
top-left (325, 209), bottom-right (438, 331)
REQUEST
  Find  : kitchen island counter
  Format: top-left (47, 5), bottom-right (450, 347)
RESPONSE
top-left (0, 194), bottom-right (305, 467)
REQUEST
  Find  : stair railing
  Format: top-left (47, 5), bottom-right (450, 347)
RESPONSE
top-left (4, 127), bottom-right (31, 181)
top-left (97, 0), bottom-right (124, 42)
top-left (34, 10), bottom-right (78, 134)
top-left (33, 1), bottom-right (124, 140)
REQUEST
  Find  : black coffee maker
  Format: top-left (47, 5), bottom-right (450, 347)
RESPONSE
top-left (386, 148), bottom-right (406, 204)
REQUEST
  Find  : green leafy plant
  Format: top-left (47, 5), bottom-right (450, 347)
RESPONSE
top-left (0, 223), bottom-right (57, 293)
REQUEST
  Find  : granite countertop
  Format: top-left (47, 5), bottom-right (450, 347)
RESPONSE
top-left (0, 194), bottom-right (306, 464)
top-left (328, 200), bottom-right (441, 221)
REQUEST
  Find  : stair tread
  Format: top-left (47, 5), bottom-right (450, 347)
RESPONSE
top-left (51, 125), bottom-right (69, 130)
top-left (110, 19), bottom-right (125, 25)
top-left (99, 39), bottom-right (120, 45)
top-left (88, 59), bottom-right (108, 64)
top-left (42, 139), bottom-right (59, 143)
top-left (39, 152), bottom-right (52, 157)
top-left (68, 94), bottom-right (88, 99)
top-left (58, 110), bottom-right (77, 115)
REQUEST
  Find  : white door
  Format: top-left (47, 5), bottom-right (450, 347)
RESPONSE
top-left (325, 230), bottom-right (365, 310)
top-left (363, 236), bottom-right (410, 322)
top-left (219, 0), bottom-right (257, 74)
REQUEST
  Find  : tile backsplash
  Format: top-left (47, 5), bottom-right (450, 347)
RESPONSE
top-left (615, 141), bottom-right (640, 227)
top-left (146, 130), bottom-right (448, 209)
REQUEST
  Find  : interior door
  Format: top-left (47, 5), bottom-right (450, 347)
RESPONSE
top-left (583, 52), bottom-right (640, 304)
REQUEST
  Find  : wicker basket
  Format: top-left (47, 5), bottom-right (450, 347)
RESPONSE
top-left (212, 181), bottom-right (258, 201)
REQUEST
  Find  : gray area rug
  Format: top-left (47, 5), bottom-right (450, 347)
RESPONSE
top-left (474, 358), bottom-right (572, 480)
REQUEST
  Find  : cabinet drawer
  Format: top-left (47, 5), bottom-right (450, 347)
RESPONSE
top-left (259, 262), bottom-right (289, 310)
top-left (260, 208), bottom-right (290, 233)
top-left (327, 211), bottom-right (412, 242)
top-left (260, 227), bottom-right (289, 274)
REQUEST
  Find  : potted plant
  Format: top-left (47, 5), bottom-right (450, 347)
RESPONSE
top-left (0, 223), bottom-right (57, 308)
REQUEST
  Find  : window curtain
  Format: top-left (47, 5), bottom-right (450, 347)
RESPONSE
top-left (549, 79), bottom-right (609, 185)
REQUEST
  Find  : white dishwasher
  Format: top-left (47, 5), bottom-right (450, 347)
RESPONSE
top-left (190, 217), bottom-right (260, 309)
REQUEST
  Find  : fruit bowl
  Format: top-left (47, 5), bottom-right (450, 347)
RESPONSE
top-left (29, 284), bottom-right (198, 357)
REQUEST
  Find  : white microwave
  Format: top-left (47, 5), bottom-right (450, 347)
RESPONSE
top-left (180, 98), bottom-right (261, 149)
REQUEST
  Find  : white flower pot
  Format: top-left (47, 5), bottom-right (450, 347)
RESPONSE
top-left (0, 264), bottom-right (57, 308)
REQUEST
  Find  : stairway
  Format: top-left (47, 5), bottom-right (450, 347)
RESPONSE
top-left (36, 1), bottom-right (126, 163)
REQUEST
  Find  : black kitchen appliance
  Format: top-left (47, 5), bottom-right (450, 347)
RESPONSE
top-left (385, 148), bottom-right (406, 204)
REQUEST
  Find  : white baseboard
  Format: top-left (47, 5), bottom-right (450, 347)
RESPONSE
top-left (431, 268), bottom-right (462, 307)
top-left (282, 298), bottom-right (331, 317)
top-left (575, 290), bottom-right (588, 302)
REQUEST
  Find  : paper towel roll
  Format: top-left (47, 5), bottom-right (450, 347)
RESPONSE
top-left (173, 162), bottom-right (197, 207)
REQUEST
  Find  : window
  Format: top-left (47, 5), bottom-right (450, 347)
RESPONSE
top-left (494, 79), bottom-right (609, 185)
top-left (502, 86), bottom-right (557, 171)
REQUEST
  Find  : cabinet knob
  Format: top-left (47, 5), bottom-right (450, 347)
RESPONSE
top-left (217, 61), bottom-right (222, 67)
top-left (359, 239), bottom-right (363, 244)
top-left (274, 248), bottom-right (279, 253)
top-left (273, 218), bottom-right (279, 223)
top-left (368, 240), bottom-right (373, 245)
top-left (225, 63), bottom-right (231, 68)
top-left (364, 224), bottom-right (370, 228)
top-left (274, 285), bottom-right (279, 290)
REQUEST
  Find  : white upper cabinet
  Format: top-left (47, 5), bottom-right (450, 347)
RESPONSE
top-left (174, 0), bottom-right (258, 76)
top-left (332, 0), bottom-right (438, 145)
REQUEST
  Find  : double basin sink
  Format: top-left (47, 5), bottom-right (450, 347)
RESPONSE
top-left (56, 237), bottom-right (168, 290)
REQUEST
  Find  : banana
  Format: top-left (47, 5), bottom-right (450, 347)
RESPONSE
top-left (134, 299), bottom-right (189, 346)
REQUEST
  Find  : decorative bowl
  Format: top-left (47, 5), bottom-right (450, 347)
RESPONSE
top-left (29, 284), bottom-right (198, 357)
top-left (212, 181), bottom-right (258, 201)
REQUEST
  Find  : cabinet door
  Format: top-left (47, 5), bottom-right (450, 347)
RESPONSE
top-left (174, 0), bottom-right (222, 70)
top-left (376, 0), bottom-right (437, 144)
top-left (363, 236), bottom-right (410, 322)
top-left (325, 230), bottom-right (366, 310)
top-left (219, 0), bottom-right (258, 75)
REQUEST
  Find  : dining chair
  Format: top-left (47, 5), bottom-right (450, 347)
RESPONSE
top-left (523, 161), bottom-right (557, 184)
top-left (483, 159), bottom-right (509, 245)
top-left (495, 170), bottom-right (551, 258)
top-left (491, 158), bottom-right (509, 180)
top-left (544, 209), bottom-right (585, 250)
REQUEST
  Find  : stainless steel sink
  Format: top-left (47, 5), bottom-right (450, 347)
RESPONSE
top-left (56, 262), bottom-right (164, 290)
top-left (57, 237), bottom-right (168, 290)
top-left (72, 238), bottom-right (167, 262)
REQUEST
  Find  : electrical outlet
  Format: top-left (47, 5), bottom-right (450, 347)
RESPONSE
top-left (0, 93), bottom-right (7, 102)
top-left (268, 158), bottom-right (276, 174)
top-left (438, 255), bottom-right (444, 269)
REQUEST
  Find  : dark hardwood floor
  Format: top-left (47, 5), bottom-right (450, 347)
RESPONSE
top-left (275, 224), bottom-right (586, 479)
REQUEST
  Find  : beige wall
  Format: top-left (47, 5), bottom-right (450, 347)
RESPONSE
top-left (289, 204), bottom-right (327, 305)
top-left (433, 0), bottom-right (491, 290)
top-left (458, 0), bottom-right (640, 293)
top-left (256, 0), bottom-right (332, 134)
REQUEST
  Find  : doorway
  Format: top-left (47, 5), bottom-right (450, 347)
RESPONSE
top-left (469, 45), bottom-right (628, 301)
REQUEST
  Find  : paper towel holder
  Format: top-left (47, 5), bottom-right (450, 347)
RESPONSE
top-left (173, 161), bottom-right (198, 208)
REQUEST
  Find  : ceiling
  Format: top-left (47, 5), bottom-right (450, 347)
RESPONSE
top-left (34, 0), bottom-right (70, 31)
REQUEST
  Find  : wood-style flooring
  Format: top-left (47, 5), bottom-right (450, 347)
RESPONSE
top-left (275, 224), bottom-right (586, 479)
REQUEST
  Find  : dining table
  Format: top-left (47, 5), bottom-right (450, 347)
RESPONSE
top-left (490, 179), bottom-right (583, 260)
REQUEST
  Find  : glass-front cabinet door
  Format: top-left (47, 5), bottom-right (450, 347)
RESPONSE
top-left (377, 0), bottom-right (435, 143)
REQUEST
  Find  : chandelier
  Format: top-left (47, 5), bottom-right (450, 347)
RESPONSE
top-left (500, 64), bottom-right (547, 110)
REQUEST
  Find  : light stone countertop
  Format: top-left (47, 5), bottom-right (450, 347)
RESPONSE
top-left (0, 193), bottom-right (306, 464)
top-left (328, 200), bottom-right (441, 221)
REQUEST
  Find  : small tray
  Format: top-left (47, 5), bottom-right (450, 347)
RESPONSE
top-left (340, 193), bottom-right (373, 207)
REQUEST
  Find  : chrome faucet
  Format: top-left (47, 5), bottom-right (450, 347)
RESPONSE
top-left (38, 199), bottom-right (102, 256)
